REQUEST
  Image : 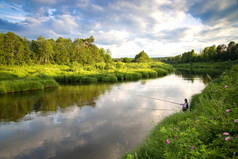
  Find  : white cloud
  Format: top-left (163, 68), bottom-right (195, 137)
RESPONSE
top-left (95, 30), bottom-right (130, 46)
top-left (91, 4), bottom-right (103, 11)
top-left (51, 14), bottom-right (79, 34)
top-left (48, 8), bottom-right (56, 17)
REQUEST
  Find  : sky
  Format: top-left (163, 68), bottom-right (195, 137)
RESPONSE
top-left (0, 0), bottom-right (238, 58)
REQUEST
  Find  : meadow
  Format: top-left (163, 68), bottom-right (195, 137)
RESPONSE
top-left (123, 64), bottom-right (238, 159)
top-left (0, 62), bottom-right (173, 94)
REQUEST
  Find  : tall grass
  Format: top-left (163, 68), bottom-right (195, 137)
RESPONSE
top-left (123, 64), bottom-right (238, 159)
top-left (0, 62), bottom-right (173, 94)
top-left (0, 75), bottom-right (59, 94)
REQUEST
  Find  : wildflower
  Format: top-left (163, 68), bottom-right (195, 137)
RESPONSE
top-left (166, 139), bottom-right (170, 144)
top-left (223, 132), bottom-right (230, 136)
top-left (226, 109), bottom-right (230, 112)
top-left (234, 119), bottom-right (238, 123)
top-left (225, 136), bottom-right (230, 141)
top-left (224, 85), bottom-right (228, 88)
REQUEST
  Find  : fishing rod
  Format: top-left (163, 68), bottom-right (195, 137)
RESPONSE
top-left (128, 107), bottom-right (179, 111)
top-left (136, 95), bottom-right (181, 105)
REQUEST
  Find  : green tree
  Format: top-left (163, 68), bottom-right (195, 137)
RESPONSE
top-left (216, 44), bottom-right (227, 60)
top-left (0, 33), bottom-right (5, 65)
top-left (122, 57), bottom-right (131, 63)
top-left (104, 49), bottom-right (112, 63)
top-left (54, 37), bottom-right (72, 64)
top-left (135, 50), bottom-right (151, 62)
top-left (32, 36), bottom-right (54, 64)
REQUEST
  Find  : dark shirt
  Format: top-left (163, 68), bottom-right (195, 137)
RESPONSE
top-left (182, 102), bottom-right (188, 112)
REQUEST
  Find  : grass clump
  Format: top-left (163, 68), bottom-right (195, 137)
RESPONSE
top-left (0, 74), bottom-right (59, 94)
top-left (123, 64), bottom-right (238, 159)
top-left (0, 80), bottom-right (44, 94)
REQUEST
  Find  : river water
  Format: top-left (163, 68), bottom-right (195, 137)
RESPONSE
top-left (0, 73), bottom-right (207, 159)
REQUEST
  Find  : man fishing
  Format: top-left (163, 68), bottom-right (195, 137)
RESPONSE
top-left (181, 98), bottom-right (189, 112)
top-left (137, 95), bottom-right (190, 111)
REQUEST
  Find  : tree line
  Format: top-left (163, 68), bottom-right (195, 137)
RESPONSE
top-left (159, 41), bottom-right (238, 63)
top-left (0, 32), bottom-right (112, 65)
top-left (114, 51), bottom-right (151, 63)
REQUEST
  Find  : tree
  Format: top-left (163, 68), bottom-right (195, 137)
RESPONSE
top-left (135, 50), bottom-right (151, 62)
top-left (54, 37), bottom-right (72, 64)
top-left (122, 57), bottom-right (131, 63)
top-left (0, 32), bottom-right (112, 65)
top-left (216, 44), bottom-right (227, 60)
top-left (104, 49), bottom-right (112, 63)
top-left (227, 41), bottom-right (236, 60)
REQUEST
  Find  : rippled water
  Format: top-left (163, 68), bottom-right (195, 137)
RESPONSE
top-left (0, 73), bottom-right (207, 159)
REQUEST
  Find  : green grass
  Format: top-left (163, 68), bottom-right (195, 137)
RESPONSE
top-left (173, 60), bottom-right (238, 74)
top-left (123, 64), bottom-right (238, 159)
top-left (0, 62), bottom-right (173, 94)
top-left (0, 75), bottom-right (59, 94)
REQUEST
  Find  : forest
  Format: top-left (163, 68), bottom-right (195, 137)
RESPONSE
top-left (159, 41), bottom-right (238, 63)
top-left (0, 32), bottom-right (112, 65)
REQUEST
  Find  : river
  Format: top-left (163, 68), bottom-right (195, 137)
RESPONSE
top-left (0, 72), bottom-right (208, 159)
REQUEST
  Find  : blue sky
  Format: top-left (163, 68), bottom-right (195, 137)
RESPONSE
top-left (0, 0), bottom-right (238, 58)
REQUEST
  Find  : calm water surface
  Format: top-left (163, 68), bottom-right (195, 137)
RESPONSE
top-left (0, 73), bottom-right (207, 159)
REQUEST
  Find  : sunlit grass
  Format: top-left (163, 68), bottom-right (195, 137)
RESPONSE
top-left (123, 64), bottom-right (238, 159)
top-left (0, 62), bottom-right (173, 94)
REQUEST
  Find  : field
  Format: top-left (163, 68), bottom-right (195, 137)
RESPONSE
top-left (0, 62), bottom-right (173, 94)
top-left (124, 64), bottom-right (238, 159)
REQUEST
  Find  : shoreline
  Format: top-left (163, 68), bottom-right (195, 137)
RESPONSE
top-left (123, 64), bottom-right (238, 159)
top-left (0, 62), bottom-right (173, 94)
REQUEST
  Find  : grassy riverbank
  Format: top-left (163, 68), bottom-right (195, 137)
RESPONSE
top-left (124, 64), bottom-right (238, 159)
top-left (0, 62), bottom-right (173, 94)
top-left (173, 60), bottom-right (238, 74)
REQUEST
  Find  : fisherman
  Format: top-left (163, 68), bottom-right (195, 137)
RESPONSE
top-left (181, 98), bottom-right (189, 112)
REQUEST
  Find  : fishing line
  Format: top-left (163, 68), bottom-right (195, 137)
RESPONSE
top-left (136, 95), bottom-right (181, 105)
top-left (128, 107), bottom-right (179, 111)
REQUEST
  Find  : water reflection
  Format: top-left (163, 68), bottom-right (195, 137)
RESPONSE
top-left (0, 73), bottom-right (206, 159)
top-left (0, 84), bottom-right (111, 122)
top-left (175, 69), bottom-right (221, 84)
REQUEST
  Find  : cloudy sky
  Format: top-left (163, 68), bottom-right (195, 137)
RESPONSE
top-left (0, 0), bottom-right (238, 58)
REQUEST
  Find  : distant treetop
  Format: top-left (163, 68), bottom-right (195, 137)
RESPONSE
top-left (134, 50), bottom-right (151, 62)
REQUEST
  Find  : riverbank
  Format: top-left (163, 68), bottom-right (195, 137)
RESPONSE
top-left (173, 60), bottom-right (238, 74)
top-left (124, 64), bottom-right (238, 159)
top-left (0, 62), bottom-right (173, 94)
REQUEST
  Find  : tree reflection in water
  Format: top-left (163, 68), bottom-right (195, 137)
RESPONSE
top-left (0, 84), bottom-right (112, 122)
